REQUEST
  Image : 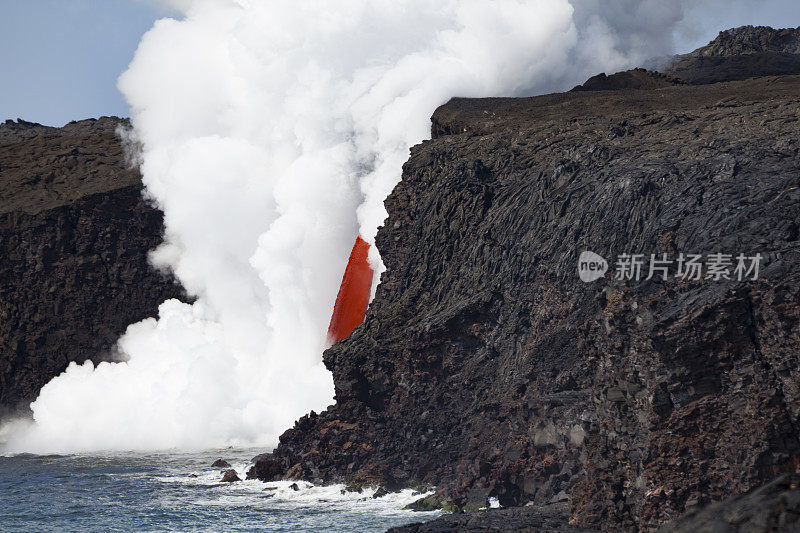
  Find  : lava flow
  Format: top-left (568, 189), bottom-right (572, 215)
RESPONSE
top-left (327, 236), bottom-right (373, 345)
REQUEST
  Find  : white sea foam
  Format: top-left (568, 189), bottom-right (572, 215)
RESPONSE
top-left (157, 461), bottom-right (436, 517)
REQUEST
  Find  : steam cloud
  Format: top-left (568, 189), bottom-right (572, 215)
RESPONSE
top-left (3, 0), bottom-right (696, 453)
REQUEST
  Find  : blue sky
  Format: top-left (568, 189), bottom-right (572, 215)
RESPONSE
top-left (1, 1), bottom-right (799, 126)
top-left (0, 0), bottom-right (176, 126)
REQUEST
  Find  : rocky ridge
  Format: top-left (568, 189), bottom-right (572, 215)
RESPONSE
top-left (571, 68), bottom-right (683, 92)
top-left (662, 26), bottom-right (800, 85)
top-left (689, 26), bottom-right (800, 57)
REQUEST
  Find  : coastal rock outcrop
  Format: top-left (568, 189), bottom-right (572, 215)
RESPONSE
top-left (0, 117), bottom-right (185, 416)
top-left (221, 470), bottom-right (241, 483)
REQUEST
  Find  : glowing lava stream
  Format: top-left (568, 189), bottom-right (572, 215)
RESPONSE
top-left (327, 236), bottom-right (374, 345)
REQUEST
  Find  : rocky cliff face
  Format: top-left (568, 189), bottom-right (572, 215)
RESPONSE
top-left (249, 32), bottom-right (800, 531)
top-left (0, 117), bottom-right (184, 416)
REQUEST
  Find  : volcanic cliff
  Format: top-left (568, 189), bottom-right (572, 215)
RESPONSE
top-left (1, 25), bottom-right (799, 533)
top-left (0, 117), bottom-right (184, 416)
top-left (248, 27), bottom-right (800, 531)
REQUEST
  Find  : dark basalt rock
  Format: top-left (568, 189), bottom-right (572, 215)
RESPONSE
top-left (657, 474), bottom-right (800, 532)
top-left (211, 459), bottom-right (231, 468)
top-left (662, 52), bottom-right (800, 85)
top-left (392, 474), bottom-right (800, 532)
top-left (252, 62), bottom-right (800, 531)
top-left (220, 470), bottom-right (241, 483)
top-left (571, 68), bottom-right (684, 92)
top-left (0, 119), bottom-right (58, 145)
top-left (246, 453), bottom-right (285, 481)
top-left (578, 27), bottom-right (800, 89)
top-left (390, 502), bottom-right (596, 533)
top-left (0, 117), bottom-right (187, 417)
top-left (660, 26), bottom-right (800, 85)
top-left (689, 26), bottom-right (800, 57)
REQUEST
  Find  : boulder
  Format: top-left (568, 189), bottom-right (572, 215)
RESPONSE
top-left (220, 470), bottom-right (241, 483)
top-left (246, 453), bottom-right (284, 481)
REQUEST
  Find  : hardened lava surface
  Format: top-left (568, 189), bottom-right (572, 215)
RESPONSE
top-left (254, 73), bottom-right (800, 531)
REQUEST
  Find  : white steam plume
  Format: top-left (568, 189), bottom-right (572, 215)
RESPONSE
top-left (3, 0), bottom-right (693, 453)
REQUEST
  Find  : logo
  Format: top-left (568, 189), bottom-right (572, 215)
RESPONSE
top-left (577, 251), bottom-right (762, 283)
top-left (578, 251), bottom-right (608, 282)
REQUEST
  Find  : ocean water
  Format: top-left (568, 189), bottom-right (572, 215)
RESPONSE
top-left (0, 448), bottom-right (439, 532)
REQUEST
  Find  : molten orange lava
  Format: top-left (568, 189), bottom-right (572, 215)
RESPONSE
top-left (327, 236), bottom-right (373, 345)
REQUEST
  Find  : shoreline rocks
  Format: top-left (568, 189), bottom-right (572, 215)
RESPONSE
top-left (220, 470), bottom-right (241, 483)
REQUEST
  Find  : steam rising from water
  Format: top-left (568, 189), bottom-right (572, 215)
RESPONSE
top-left (3, 0), bottom-right (692, 453)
